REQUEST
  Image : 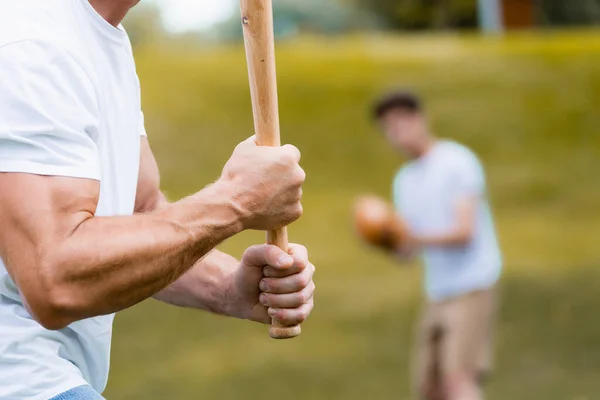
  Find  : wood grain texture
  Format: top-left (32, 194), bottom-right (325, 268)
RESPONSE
top-left (240, 0), bottom-right (301, 340)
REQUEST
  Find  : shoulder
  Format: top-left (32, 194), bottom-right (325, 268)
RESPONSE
top-left (0, 0), bottom-right (87, 64)
top-left (393, 162), bottom-right (417, 184)
top-left (0, 40), bottom-right (95, 98)
top-left (392, 163), bottom-right (418, 197)
top-left (0, 40), bottom-right (99, 128)
top-left (436, 141), bottom-right (482, 171)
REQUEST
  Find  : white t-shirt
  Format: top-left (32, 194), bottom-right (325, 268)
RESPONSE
top-left (0, 0), bottom-right (144, 398)
top-left (393, 141), bottom-right (502, 302)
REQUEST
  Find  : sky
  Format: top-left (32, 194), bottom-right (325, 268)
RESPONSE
top-left (152, 0), bottom-right (236, 32)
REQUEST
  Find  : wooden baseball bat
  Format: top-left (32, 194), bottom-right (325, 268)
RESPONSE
top-left (240, 0), bottom-right (302, 340)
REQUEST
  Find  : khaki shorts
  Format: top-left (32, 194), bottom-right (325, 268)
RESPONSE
top-left (413, 288), bottom-right (498, 394)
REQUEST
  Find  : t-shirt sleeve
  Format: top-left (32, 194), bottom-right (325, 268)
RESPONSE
top-left (447, 149), bottom-right (486, 200)
top-left (0, 40), bottom-right (101, 180)
top-left (392, 169), bottom-right (405, 212)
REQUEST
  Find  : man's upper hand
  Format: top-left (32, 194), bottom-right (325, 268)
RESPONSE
top-left (229, 243), bottom-right (315, 327)
top-left (218, 136), bottom-right (305, 232)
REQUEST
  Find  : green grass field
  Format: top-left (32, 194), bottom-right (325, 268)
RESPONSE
top-left (104, 30), bottom-right (600, 400)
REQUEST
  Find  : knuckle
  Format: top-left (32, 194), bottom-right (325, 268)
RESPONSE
top-left (280, 146), bottom-right (295, 161)
top-left (283, 144), bottom-right (301, 158)
top-left (280, 153), bottom-right (293, 165)
top-left (295, 256), bottom-right (308, 270)
top-left (297, 310), bottom-right (309, 323)
top-left (275, 155), bottom-right (288, 168)
top-left (297, 274), bottom-right (310, 289)
top-left (295, 167), bottom-right (306, 183)
top-left (295, 204), bottom-right (304, 218)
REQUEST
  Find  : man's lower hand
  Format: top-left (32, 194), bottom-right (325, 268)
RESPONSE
top-left (229, 243), bottom-right (315, 326)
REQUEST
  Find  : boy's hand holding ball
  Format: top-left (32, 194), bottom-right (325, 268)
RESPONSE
top-left (353, 195), bottom-right (408, 252)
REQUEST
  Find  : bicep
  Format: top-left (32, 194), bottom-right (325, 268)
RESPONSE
top-left (449, 153), bottom-right (485, 200)
top-left (0, 41), bottom-right (104, 289)
top-left (0, 173), bottom-right (99, 294)
top-left (454, 195), bottom-right (478, 230)
top-left (449, 153), bottom-right (485, 224)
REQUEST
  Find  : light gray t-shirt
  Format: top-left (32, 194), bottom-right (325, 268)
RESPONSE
top-left (393, 141), bottom-right (502, 302)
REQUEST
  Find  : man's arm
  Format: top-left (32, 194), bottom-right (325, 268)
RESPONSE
top-left (0, 172), bottom-right (241, 330)
top-left (134, 138), bottom-right (235, 310)
top-left (0, 138), bottom-right (304, 331)
top-left (152, 250), bottom-right (236, 312)
top-left (135, 138), bottom-right (315, 325)
top-left (411, 196), bottom-right (478, 248)
top-left (392, 154), bottom-right (481, 253)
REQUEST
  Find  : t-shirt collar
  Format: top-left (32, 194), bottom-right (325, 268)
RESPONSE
top-left (78, 0), bottom-right (128, 43)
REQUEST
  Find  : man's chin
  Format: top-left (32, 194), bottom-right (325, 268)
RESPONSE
top-left (397, 148), bottom-right (419, 159)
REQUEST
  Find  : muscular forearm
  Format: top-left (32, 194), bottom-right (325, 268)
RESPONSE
top-left (136, 187), bottom-right (240, 316)
top-left (145, 194), bottom-right (241, 317)
top-left (153, 250), bottom-right (239, 315)
top-left (30, 182), bottom-right (243, 329)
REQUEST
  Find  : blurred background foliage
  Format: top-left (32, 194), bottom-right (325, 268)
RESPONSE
top-left (127, 0), bottom-right (600, 43)
top-left (110, 1), bottom-right (600, 399)
top-left (104, 24), bottom-right (600, 399)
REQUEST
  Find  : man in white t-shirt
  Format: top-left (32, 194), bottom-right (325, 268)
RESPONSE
top-left (0, 1), bottom-right (316, 399)
top-left (372, 91), bottom-right (502, 400)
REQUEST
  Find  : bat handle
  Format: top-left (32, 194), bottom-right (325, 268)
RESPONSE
top-left (240, 0), bottom-right (303, 339)
top-left (267, 227), bottom-right (302, 340)
top-left (270, 319), bottom-right (302, 340)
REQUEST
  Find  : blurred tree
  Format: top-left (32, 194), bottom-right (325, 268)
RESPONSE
top-left (538, 0), bottom-right (600, 26)
top-left (354, 0), bottom-right (600, 31)
top-left (213, 0), bottom-right (375, 41)
top-left (123, 0), bottom-right (600, 44)
top-left (352, 0), bottom-right (478, 30)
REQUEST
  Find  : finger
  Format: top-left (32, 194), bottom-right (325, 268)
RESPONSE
top-left (268, 299), bottom-right (314, 326)
top-left (281, 144), bottom-right (301, 163)
top-left (260, 263), bottom-right (314, 294)
top-left (260, 281), bottom-right (315, 308)
top-left (242, 244), bottom-right (293, 269)
top-left (263, 243), bottom-right (309, 278)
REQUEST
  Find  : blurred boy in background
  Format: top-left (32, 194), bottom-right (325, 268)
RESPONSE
top-left (373, 91), bottom-right (502, 400)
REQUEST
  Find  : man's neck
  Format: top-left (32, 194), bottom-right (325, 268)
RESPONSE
top-left (89, 0), bottom-right (138, 27)
top-left (415, 136), bottom-right (437, 159)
